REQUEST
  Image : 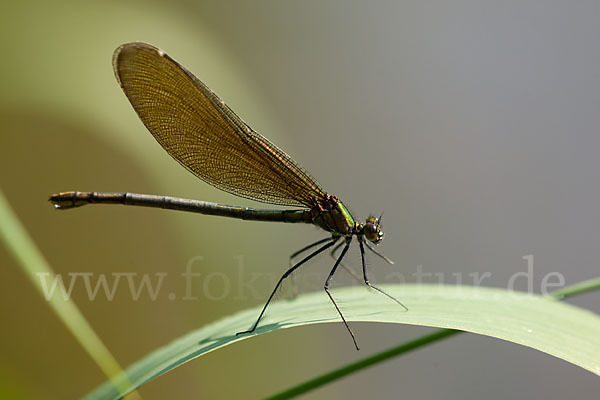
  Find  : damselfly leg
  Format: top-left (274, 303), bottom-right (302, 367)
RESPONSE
top-left (237, 237), bottom-right (338, 336)
top-left (324, 237), bottom-right (359, 350)
top-left (358, 237), bottom-right (408, 311)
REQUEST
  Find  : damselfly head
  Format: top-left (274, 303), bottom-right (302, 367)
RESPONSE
top-left (364, 215), bottom-right (384, 243)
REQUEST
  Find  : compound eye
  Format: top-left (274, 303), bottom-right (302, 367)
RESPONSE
top-left (364, 223), bottom-right (379, 242)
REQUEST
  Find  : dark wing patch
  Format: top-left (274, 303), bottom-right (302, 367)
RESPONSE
top-left (113, 42), bottom-right (327, 207)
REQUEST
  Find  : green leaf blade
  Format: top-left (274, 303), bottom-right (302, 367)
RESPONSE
top-left (85, 284), bottom-right (600, 400)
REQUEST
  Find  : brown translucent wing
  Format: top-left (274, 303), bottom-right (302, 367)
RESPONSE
top-left (113, 42), bottom-right (327, 207)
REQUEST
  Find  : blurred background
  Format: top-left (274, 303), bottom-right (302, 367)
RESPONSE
top-left (1, 0), bottom-right (599, 398)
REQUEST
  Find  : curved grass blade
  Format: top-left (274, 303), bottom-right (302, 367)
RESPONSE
top-left (268, 277), bottom-right (600, 399)
top-left (85, 283), bottom-right (600, 400)
top-left (266, 329), bottom-right (461, 400)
